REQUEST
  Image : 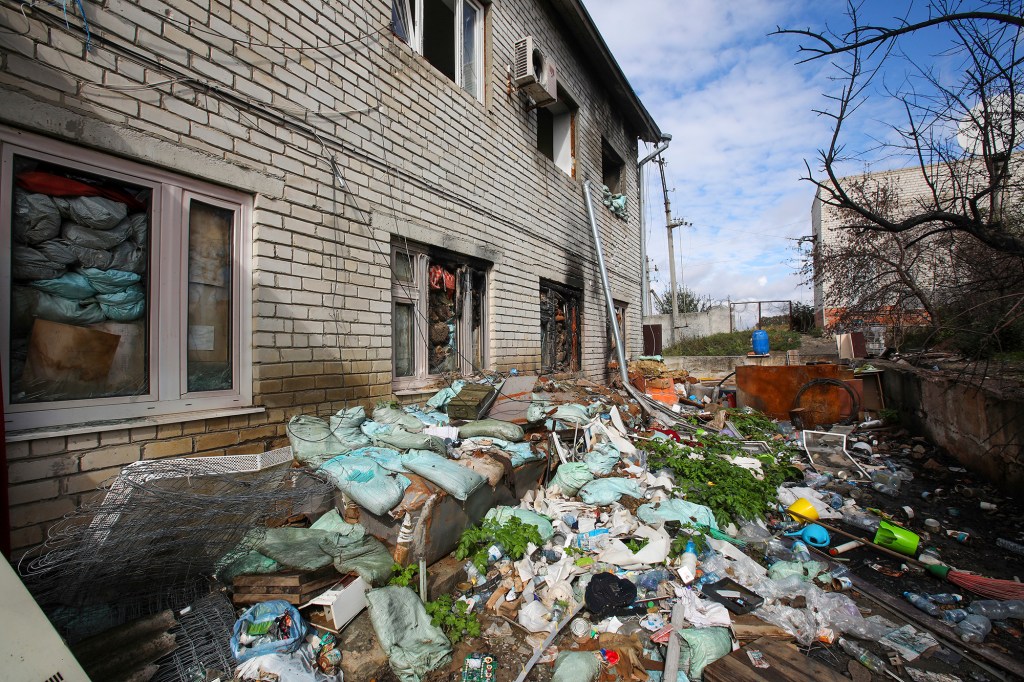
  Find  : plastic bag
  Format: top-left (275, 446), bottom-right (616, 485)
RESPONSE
top-left (67, 242), bottom-right (113, 269)
top-left (366, 587), bottom-right (451, 682)
top-left (677, 627), bottom-right (732, 680)
top-left (35, 238), bottom-right (78, 265)
top-left (551, 651), bottom-right (601, 682)
top-left (584, 442), bottom-right (620, 475)
top-left (29, 272), bottom-right (96, 300)
top-left (484, 506), bottom-right (554, 541)
top-left (108, 240), bottom-right (146, 273)
top-left (11, 245), bottom-right (65, 281)
top-left (62, 219), bottom-right (132, 250)
top-left (318, 455), bottom-right (411, 516)
top-left (329, 406), bottom-right (372, 449)
top-left (372, 404), bottom-right (425, 433)
top-left (401, 450), bottom-right (486, 501)
top-left (235, 644), bottom-right (340, 682)
top-left (425, 379), bottom-right (464, 409)
top-left (287, 415), bottom-right (349, 467)
top-left (968, 600), bottom-right (1009, 620)
top-left (457, 419), bottom-right (525, 442)
top-left (55, 195), bottom-right (128, 230)
top-left (12, 191), bottom-right (61, 244)
top-left (548, 462), bottom-right (594, 496)
top-left (78, 267), bottom-right (141, 294)
top-left (33, 289), bottom-right (105, 325)
top-left (230, 600), bottom-right (308, 662)
top-left (578, 477), bottom-right (644, 505)
top-left (637, 499), bottom-right (719, 531)
top-left (346, 446), bottom-right (408, 473)
top-left (98, 290), bottom-right (145, 321)
top-left (373, 425), bottom-right (447, 455)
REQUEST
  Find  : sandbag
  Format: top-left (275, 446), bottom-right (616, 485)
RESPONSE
top-left (286, 415), bottom-right (349, 467)
top-left (401, 450), bottom-right (486, 501)
top-left (457, 419), bottom-right (524, 442)
top-left (637, 499), bottom-right (720, 531)
top-left (108, 240), bottom-right (146, 273)
top-left (484, 506), bottom-right (554, 541)
top-left (677, 626), bottom-right (732, 680)
top-left (12, 191), bottom-right (61, 244)
top-left (217, 550), bottom-right (281, 582)
top-left (12, 245), bottom-right (65, 281)
top-left (347, 446), bottom-right (408, 473)
top-left (372, 404), bottom-right (425, 433)
top-left (29, 272), bottom-right (96, 300)
top-left (366, 587), bottom-right (451, 682)
top-left (230, 600), bottom-right (308, 663)
top-left (584, 442), bottom-right (620, 475)
top-left (577, 477), bottom-right (645, 506)
top-left (552, 651), bottom-right (601, 682)
top-left (548, 462), bottom-right (594, 496)
top-left (318, 455), bottom-right (411, 516)
top-left (78, 267), bottom-right (141, 294)
top-left (35, 238), bottom-right (78, 265)
top-left (120, 213), bottom-right (149, 245)
top-left (33, 290), bottom-right (105, 325)
top-left (256, 528), bottom-right (337, 571)
top-left (425, 379), bottom-right (464, 409)
top-left (55, 195), bottom-right (128, 230)
top-left (99, 298), bottom-right (145, 321)
top-left (329, 406), bottom-right (372, 449)
top-left (527, 401), bottom-right (595, 425)
top-left (63, 219), bottom-right (131, 250)
top-left (67, 243), bottom-right (113, 269)
top-left (310, 511), bottom-right (395, 584)
top-left (373, 425), bottom-right (447, 455)
top-left (95, 284), bottom-right (145, 304)
top-left (461, 437), bottom-right (538, 466)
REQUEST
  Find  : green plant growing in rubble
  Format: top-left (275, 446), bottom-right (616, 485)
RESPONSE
top-left (643, 435), bottom-right (800, 528)
top-left (669, 527), bottom-right (709, 558)
top-left (388, 562), bottom-right (419, 589)
top-left (625, 537), bottom-right (649, 553)
top-left (425, 594), bottom-right (481, 644)
top-left (456, 516), bottom-right (543, 573)
top-left (726, 409), bottom-right (781, 440)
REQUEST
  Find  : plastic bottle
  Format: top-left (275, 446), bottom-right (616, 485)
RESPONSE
top-left (1005, 600), bottom-right (1024, 619)
top-left (871, 471), bottom-right (901, 497)
top-left (942, 608), bottom-right (969, 624)
top-left (805, 472), bottom-right (834, 489)
top-left (968, 600), bottom-right (1010, 620)
top-left (792, 540), bottom-right (812, 563)
top-left (838, 638), bottom-right (890, 675)
top-left (956, 614), bottom-right (992, 643)
top-left (996, 538), bottom-right (1024, 556)
top-left (904, 592), bottom-right (941, 617)
top-left (841, 508), bottom-right (881, 533)
top-left (925, 593), bottom-right (963, 605)
top-left (678, 541), bottom-right (698, 584)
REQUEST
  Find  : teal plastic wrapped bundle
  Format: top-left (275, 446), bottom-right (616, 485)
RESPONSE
top-left (426, 379), bottom-right (464, 409)
top-left (329, 406), bottom-right (372, 449)
top-left (548, 462), bottom-right (594, 496)
top-left (372, 404), bottom-right (426, 433)
top-left (484, 506), bottom-right (554, 541)
top-left (311, 512), bottom-right (395, 585)
top-left (347, 446), bottom-right (409, 473)
top-left (457, 419), bottom-right (525, 442)
top-left (577, 477), bottom-right (645, 505)
top-left (678, 626), bottom-right (732, 680)
top-left (637, 499), bottom-right (719, 531)
top-left (287, 415), bottom-right (348, 467)
top-left (374, 425), bottom-right (447, 455)
top-left (526, 401), bottom-right (594, 425)
top-left (584, 442), bottom-right (620, 475)
top-left (367, 587), bottom-right (452, 682)
top-left (552, 651), bottom-right (601, 681)
top-left (256, 527), bottom-right (338, 571)
top-left (78, 267), bottom-right (141, 294)
top-left (402, 450), bottom-right (486, 501)
top-left (462, 437), bottom-right (538, 466)
top-left (29, 271), bottom-right (96, 299)
top-left (216, 550), bottom-right (280, 582)
top-left (318, 455), bottom-right (411, 515)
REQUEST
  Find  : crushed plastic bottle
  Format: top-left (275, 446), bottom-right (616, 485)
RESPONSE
top-left (805, 472), bottom-right (834, 489)
top-left (925, 593), bottom-right (963, 605)
top-left (791, 540), bottom-right (812, 563)
top-left (956, 614), bottom-right (992, 643)
top-left (968, 600), bottom-right (1010, 620)
top-left (838, 638), bottom-right (890, 675)
top-left (941, 609), bottom-right (969, 624)
top-left (904, 592), bottom-right (941, 617)
top-left (841, 508), bottom-right (881, 533)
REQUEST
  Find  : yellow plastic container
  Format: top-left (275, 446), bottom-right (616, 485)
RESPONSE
top-left (787, 497), bottom-right (820, 522)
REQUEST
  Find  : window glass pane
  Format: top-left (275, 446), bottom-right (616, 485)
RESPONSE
top-left (394, 302), bottom-right (415, 377)
top-left (8, 154), bottom-right (151, 403)
top-left (186, 200), bottom-right (234, 392)
top-left (461, 1), bottom-right (479, 97)
top-left (394, 250), bottom-right (414, 283)
top-left (423, 0), bottom-right (456, 82)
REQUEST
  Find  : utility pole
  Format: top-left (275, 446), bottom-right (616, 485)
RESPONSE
top-left (657, 157), bottom-right (689, 347)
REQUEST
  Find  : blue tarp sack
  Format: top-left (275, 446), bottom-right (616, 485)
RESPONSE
top-left (230, 600), bottom-right (308, 662)
top-left (318, 455), bottom-right (411, 516)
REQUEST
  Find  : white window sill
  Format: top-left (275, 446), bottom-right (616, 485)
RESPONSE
top-left (4, 406), bottom-right (266, 443)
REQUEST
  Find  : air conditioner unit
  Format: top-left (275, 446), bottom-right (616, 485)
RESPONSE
top-left (513, 36), bottom-right (557, 106)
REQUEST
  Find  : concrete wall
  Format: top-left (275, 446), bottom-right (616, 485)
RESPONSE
top-left (881, 362), bottom-right (1024, 492)
top-left (0, 0), bottom-right (651, 551)
top-left (645, 305), bottom-right (731, 347)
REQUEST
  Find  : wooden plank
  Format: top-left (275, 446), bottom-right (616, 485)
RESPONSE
top-left (730, 613), bottom-right (793, 642)
top-left (233, 575), bottom-right (341, 596)
top-left (232, 566), bottom-right (337, 588)
top-left (704, 637), bottom-right (846, 682)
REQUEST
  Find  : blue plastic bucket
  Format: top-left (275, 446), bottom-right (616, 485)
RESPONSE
top-left (752, 329), bottom-right (770, 355)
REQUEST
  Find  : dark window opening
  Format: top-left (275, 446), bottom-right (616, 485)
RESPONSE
top-left (535, 87), bottom-right (577, 176)
top-left (422, 0), bottom-right (456, 82)
top-left (540, 280), bottom-right (581, 373)
top-left (602, 139), bottom-right (624, 194)
top-left (537, 108), bottom-right (554, 161)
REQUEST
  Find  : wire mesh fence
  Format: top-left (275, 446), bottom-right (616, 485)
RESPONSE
top-left (729, 300), bottom-right (794, 331)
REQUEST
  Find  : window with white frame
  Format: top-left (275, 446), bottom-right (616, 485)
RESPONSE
top-left (1, 130), bottom-right (252, 431)
top-left (392, 242), bottom-right (488, 387)
top-left (392, 0), bottom-right (485, 100)
top-left (537, 87), bottom-right (577, 176)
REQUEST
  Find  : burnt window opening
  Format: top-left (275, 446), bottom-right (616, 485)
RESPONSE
top-left (392, 242), bottom-right (488, 386)
top-left (537, 87), bottom-right (577, 177)
top-left (540, 280), bottom-right (581, 373)
top-left (602, 138), bottom-right (624, 194)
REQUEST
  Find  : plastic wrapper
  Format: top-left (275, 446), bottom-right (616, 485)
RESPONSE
top-left (318, 455), bottom-right (411, 515)
top-left (578, 477), bottom-right (644, 505)
top-left (230, 600), bottom-right (308, 663)
top-left (287, 415), bottom-right (349, 467)
top-left (457, 419), bottom-right (525, 442)
top-left (584, 442), bottom-right (620, 475)
top-left (677, 626), bottom-right (732, 680)
top-left (551, 651), bottom-right (601, 682)
top-left (548, 462), bottom-right (594, 496)
top-left (78, 267), bottom-right (141, 294)
top-left (12, 190), bottom-right (61, 244)
top-left (11, 245), bottom-right (65, 281)
top-left (401, 450), bottom-right (486, 501)
top-left (373, 425), bottom-right (447, 455)
top-left (55, 195), bottom-right (128, 230)
top-left (752, 603), bottom-right (818, 645)
top-left (366, 586), bottom-right (452, 682)
top-left (637, 499), bottom-right (719, 531)
top-left (518, 599), bottom-right (554, 633)
top-left (29, 272), bottom-right (97, 300)
top-left (372, 404), bottom-right (426, 433)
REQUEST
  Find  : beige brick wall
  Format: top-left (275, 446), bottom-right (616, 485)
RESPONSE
top-left (1, 0), bottom-right (652, 550)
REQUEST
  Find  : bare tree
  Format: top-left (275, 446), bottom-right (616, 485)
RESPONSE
top-left (776, 0), bottom-right (1024, 255)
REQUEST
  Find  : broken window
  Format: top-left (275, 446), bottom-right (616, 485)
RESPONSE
top-left (391, 0), bottom-right (485, 101)
top-left (540, 280), bottom-right (581, 373)
top-left (392, 242), bottom-right (488, 387)
top-left (2, 132), bottom-right (252, 431)
top-left (608, 300), bottom-right (627, 363)
top-left (537, 87), bottom-right (577, 176)
top-left (602, 138), bottom-right (624, 194)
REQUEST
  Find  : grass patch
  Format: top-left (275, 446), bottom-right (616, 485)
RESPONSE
top-left (664, 327), bottom-right (802, 356)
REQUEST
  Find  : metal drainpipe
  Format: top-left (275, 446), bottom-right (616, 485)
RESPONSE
top-left (637, 136), bottom-right (672, 318)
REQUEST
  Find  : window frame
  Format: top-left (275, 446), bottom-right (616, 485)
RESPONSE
top-left (391, 242), bottom-right (488, 390)
top-left (394, 0), bottom-right (485, 101)
top-left (536, 87), bottom-right (577, 177)
top-left (1, 129), bottom-right (253, 432)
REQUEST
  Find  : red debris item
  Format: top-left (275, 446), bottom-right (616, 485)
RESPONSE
top-left (428, 264), bottom-right (456, 297)
top-left (600, 648), bottom-right (620, 666)
top-left (651, 427), bottom-right (681, 442)
top-left (16, 171), bottom-right (148, 211)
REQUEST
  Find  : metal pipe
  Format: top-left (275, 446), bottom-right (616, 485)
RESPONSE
top-left (583, 180), bottom-right (628, 385)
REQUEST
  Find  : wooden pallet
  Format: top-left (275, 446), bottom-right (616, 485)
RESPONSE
top-left (232, 566), bottom-right (344, 606)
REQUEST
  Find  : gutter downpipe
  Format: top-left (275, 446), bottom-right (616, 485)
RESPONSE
top-left (637, 136), bottom-right (671, 317)
top-left (582, 180), bottom-right (686, 428)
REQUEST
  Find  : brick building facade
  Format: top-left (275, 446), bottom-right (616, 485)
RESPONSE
top-left (0, 0), bottom-right (661, 551)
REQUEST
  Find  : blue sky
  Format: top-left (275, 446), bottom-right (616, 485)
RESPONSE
top-left (581, 0), bottom-right (979, 307)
